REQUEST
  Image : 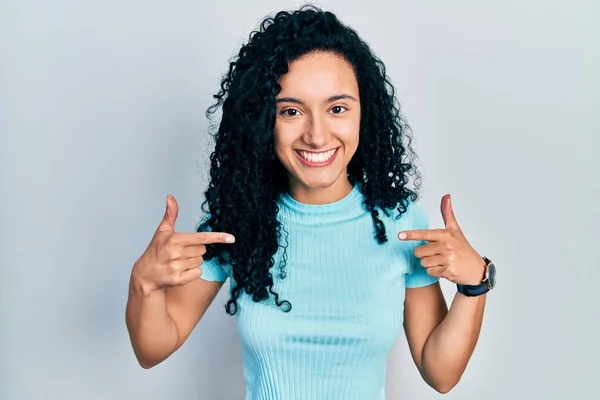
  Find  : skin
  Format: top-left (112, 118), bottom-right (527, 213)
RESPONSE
top-left (126, 51), bottom-right (489, 394)
top-left (273, 51), bottom-right (360, 205)
top-left (400, 194), bottom-right (488, 393)
top-left (125, 195), bottom-right (230, 368)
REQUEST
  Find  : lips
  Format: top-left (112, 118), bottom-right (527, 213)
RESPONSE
top-left (294, 147), bottom-right (339, 166)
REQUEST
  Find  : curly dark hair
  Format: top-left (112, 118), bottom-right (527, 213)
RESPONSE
top-left (197, 4), bottom-right (422, 315)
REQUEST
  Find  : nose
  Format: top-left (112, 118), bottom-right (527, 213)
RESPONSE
top-left (302, 114), bottom-right (331, 149)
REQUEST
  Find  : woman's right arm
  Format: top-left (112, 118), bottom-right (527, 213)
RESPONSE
top-left (126, 274), bottom-right (224, 368)
top-left (125, 195), bottom-right (234, 368)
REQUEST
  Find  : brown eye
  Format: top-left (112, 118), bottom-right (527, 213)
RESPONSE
top-left (282, 109), bottom-right (299, 116)
top-left (330, 106), bottom-right (347, 114)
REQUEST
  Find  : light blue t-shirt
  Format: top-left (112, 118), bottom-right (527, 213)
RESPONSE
top-left (200, 184), bottom-right (438, 399)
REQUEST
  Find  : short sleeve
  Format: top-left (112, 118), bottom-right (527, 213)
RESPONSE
top-left (404, 201), bottom-right (440, 289)
top-left (199, 257), bottom-right (229, 282)
top-left (196, 214), bottom-right (230, 283)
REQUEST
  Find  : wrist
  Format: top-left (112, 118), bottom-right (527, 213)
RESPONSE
top-left (130, 264), bottom-right (160, 297)
top-left (457, 256), bottom-right (496, 297)
top-left (465, 258), bottom-right (488, 285)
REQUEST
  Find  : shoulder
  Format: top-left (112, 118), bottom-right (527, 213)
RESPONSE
top-left (379, 198), bottom-right (430, 233)
top-left (196, 214), bottom-right (233, 282)
top-left (376, 199), bottom-right (433, 274)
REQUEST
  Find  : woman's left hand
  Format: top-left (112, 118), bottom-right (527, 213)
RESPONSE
top-left (398, 194), bottom-right (486, 285)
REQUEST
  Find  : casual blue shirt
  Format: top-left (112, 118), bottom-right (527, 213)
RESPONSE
top-left (200, 184), bottom-right (438, 399)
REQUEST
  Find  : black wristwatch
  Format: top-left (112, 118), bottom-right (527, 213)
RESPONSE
top-left (456, 256), bottom-right (496, 297)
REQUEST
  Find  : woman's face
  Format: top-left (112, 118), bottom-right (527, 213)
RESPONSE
top-left (274, 51), bottom-right (361, 204)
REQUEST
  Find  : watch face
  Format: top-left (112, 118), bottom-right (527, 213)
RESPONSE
top-left (488, 263), bottom-right (496, 288)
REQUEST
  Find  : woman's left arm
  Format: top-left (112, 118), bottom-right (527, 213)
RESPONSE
top-left (404, 283), bottom-right (486, 394)
top-left (399, 194), bottom-right (492, 394)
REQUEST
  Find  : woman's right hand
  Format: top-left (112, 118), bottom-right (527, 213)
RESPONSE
top-left (130, 195), bottom-right (235, 294)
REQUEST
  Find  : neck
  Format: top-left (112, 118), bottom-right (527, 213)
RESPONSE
top-left (287, 175), bottom-right (353, 205)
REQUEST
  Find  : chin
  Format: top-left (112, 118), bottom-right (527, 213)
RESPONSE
top-left (302, 181), bottom-right (336, 190)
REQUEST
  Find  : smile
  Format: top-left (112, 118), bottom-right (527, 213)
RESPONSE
top-left (295, 148), bottom-right (339, 166)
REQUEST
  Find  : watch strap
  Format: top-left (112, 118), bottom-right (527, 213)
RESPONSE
top-left (457, 281), bottom-right (490, 297)
top-left (456, 256), bottom-right (494, 297)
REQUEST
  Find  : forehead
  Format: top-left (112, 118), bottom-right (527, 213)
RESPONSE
top-left (277, 52), bottom-right (358, 98)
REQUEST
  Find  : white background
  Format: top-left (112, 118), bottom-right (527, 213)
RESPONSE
top-left (1, 0), bottom-right (598, 399)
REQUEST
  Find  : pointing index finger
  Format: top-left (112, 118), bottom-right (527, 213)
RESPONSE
top-left (174, 232), bottom-right (236, 246)
top-left (398, 229), bottom-right (446, 242)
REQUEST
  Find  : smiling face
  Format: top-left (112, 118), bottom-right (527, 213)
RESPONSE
top-left (274, 51), bottom-right (361, 204)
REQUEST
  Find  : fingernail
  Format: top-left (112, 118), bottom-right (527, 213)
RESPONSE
top-left (225, 235), bottom-right (235, 243)
top-left (398, 232), bottom-right (407, 240)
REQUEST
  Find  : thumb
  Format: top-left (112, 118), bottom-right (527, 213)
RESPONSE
top-left (156, 194), bottom-right (178, 234)
top-left (441, 194), bottom-right (460, 231)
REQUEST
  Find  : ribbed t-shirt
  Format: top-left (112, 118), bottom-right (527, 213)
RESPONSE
top-left (200, 184), bottom-right (438, 399)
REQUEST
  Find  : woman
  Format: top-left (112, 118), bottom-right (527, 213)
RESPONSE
top-left (126, 5), bottom-right (496, 399)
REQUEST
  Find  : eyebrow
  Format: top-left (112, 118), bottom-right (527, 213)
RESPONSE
top-left (275, 94), bottom-right (358, 104)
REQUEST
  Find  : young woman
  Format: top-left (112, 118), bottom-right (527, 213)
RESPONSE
top-left (126, 5), bottom-right (496, 399)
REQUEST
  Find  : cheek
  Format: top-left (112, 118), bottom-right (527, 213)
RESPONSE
top-left (274, 122), bottom-right (301, 149)
top-left (335, 118), bottom-right (360, 150)
top-left (272, 127), bottom-right (294, 162)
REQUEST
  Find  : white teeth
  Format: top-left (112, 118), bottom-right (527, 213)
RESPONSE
top-left (300, 149), bottom-right (336, 163)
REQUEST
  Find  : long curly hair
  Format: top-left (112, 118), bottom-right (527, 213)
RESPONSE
top-left (197, 5), bottom-right (422, 315)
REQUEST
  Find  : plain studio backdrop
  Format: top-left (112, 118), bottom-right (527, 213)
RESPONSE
top-left (1, 0), bottom-right (598, 399)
